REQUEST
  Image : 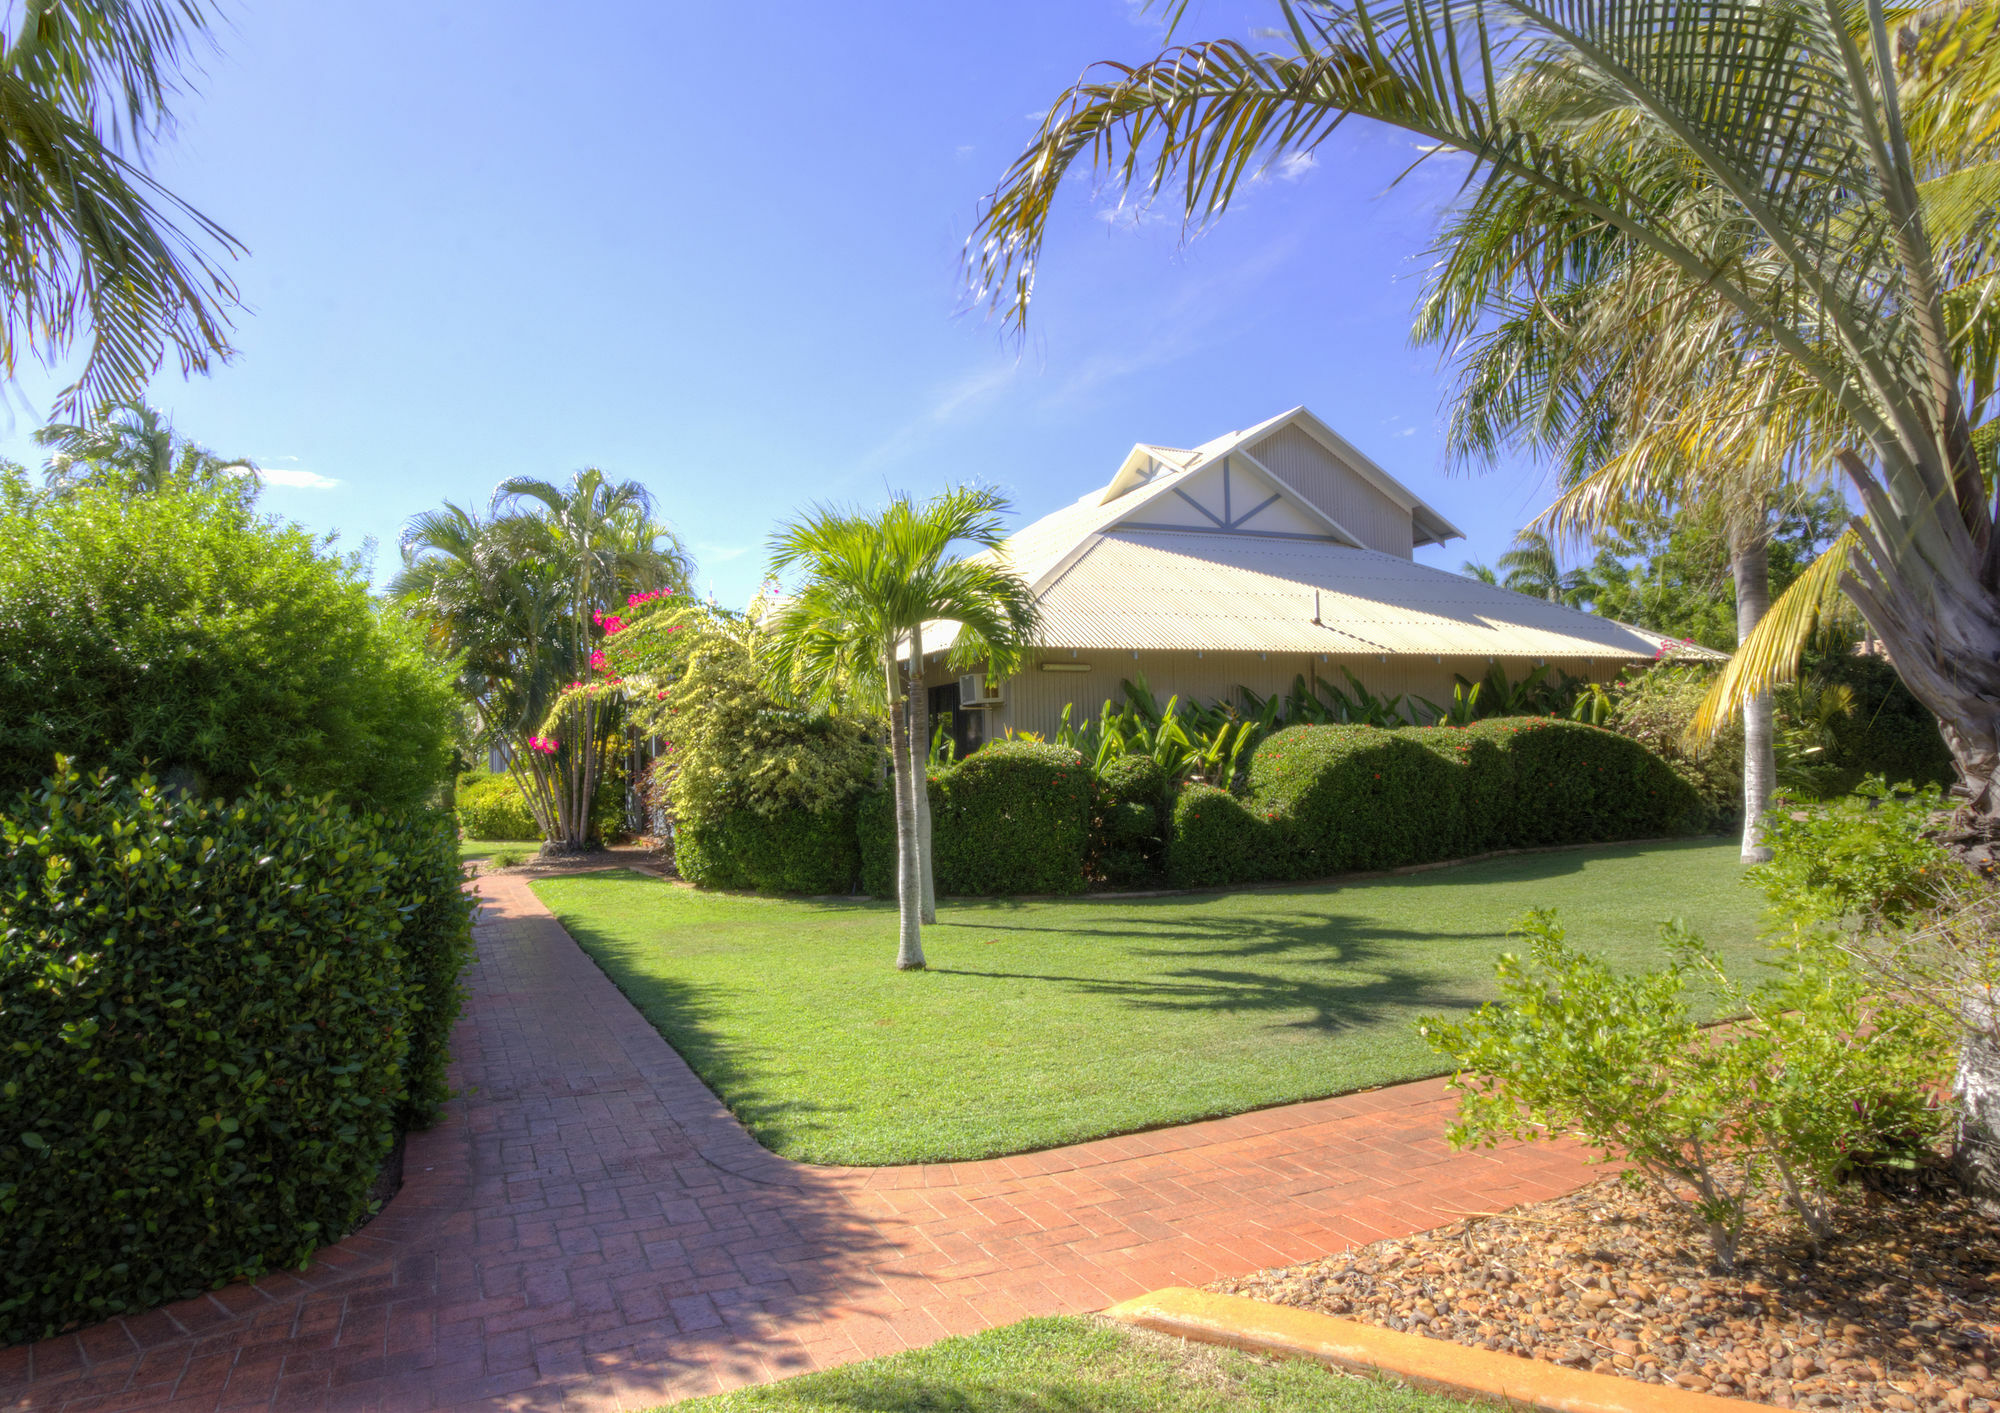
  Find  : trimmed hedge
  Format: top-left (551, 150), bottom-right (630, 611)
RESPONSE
top-left (675, 801), bottom-right (859, 894)
top-left (1247, 725), bottom-right (1462, 875)
top-left (855, 742), bottom-right (1094, 898)
top-left (1164, 784), bottom-right (1282, 889)
top-left (0, 768), bottom-right (474, 1345)
top-left (1472, 717), bottom-right (1700, 845)
top-left (1167, 717), bottom-right (1700, 891)
top-left (1093, 755), bottom-right (1171, 886)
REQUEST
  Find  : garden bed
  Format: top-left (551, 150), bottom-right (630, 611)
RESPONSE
top-left (1214, 1170), bottom-right (1993, 1413)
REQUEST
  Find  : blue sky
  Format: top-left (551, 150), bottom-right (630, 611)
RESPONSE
top-left (0, 1), bottom-right (1565, 605)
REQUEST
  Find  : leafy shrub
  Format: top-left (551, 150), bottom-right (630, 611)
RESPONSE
top-left (0, 766), bottom-right (475, 1343)
top-left (455, 772), bottom-right (539, 840)
top-left (676, 801), bottom-right (859, 894)
top-left (1094, 754), bottom-right (1171, 885)
top-left (1164, 784), bottom-right (1282, 889)
top-left (932, 742), bottom-right (1092, 896)
top-left (453, 770), bottom-right (624, 844)
top-left (1808, 651), bottom-right (1953, 790)
top-left (1476, 717), bottom-right (1700, 846)
top-left (1411, 726), bottom-right (1513, 856)
top-left (1248, 724), bottom-right (1462, 874)
top-left (1605, 663), bottom-right (1744, 827)
top-left (0, 481), bottom-right (459, 809)
top-left (856, 744), bottom-right (1093, 897)
top-left (1420, 909), bottom-right (1949, 1267)
top-left (1750, 778), bottom-right (1956, 930)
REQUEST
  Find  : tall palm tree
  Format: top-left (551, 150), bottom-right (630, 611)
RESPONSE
top-left (764, 488), bottom-right (1037, 969)
top-left (0, 3), bottom-right (242, 413)
top-left (967, 0), bottom-right (2000, 1187)
top-left (393, 471), bottom-right (690, 853)
top-left (1493, 529), bottom-right (1585, 605)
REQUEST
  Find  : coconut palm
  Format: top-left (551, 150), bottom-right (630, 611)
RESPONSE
top-left (393, 471), bottom-right (690, 853)
top-left (0, 2), bottom-right (242, 413)
top-left (968, 0), bottom-right (2000, 1189)
top-left (764, 488), bottom-right (1038, 969)
top-left (1493, 529), bottom-right (1587, 605)
top-left (1460, 560), bottom-right (1497, 585)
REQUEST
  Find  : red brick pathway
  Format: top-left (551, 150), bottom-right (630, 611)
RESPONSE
top-left (2, 872), bottom-right (1599, 1412)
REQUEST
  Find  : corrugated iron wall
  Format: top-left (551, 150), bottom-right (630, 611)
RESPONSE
top-left (924, 650), bottom-right (1642, 739)
top-left (1248, 425), bottom-right (1413, 558)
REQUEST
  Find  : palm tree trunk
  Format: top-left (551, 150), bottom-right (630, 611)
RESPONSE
top-left (882, 641), bottom-right (926, 970)
top-left (1730, 521), bottom-right (1775, 864)
top-left (908, 622), bottom-right (937, 925)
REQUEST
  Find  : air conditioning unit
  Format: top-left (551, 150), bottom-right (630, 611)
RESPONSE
top-left (958, 672), bottom-right (1004, 707)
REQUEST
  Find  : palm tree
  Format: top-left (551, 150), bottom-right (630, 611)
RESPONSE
top-left (1493, 529), bottom-right (1587, 605)
top-left (1460, 560), bottom-right (1497, 585)
top-left (764, 488), bottom-right (1037, 969)
top-left (0, 3), bottom-right (242, 413)
top-left (35, 399), bottom-right (255, 494)
top-left (967, 0), bottom-right (2000, 1188)
top-left (392, 471), bottom-right (690, 854)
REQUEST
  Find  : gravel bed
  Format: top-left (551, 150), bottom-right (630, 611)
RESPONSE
top-left (1214, 1172), bottom-right (1996, 1413)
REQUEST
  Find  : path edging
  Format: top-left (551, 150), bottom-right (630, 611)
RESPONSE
top-left (1103, 1287), bottom-right (1765, 1413)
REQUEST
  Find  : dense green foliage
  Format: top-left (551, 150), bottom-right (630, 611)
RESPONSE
top-left (1160, 718), bottom-right (1700, 891)
top-left (1423, 908), bottom-right (1949, 1266)
top-left (0, 768), bottom-right (474, 1344)
top-left (0, 477), bottom-right (459, 809)
top-left (1749, 779), bottom-right (1956, 930)
top-left (1809, 652), bottom-right (1954, 790)
top-left (676, 802), bottom-right (860, 894)
top-left (858, 742), bottom-right (1092, 897)
top-left (1163, 784), bottom-right (1281, 889)
top-left (1093, 753), bottom-right (1172, 885)
top-left (535, 840), bottom-right (1764, 1165)
top-left (1604, 664), bottom-right (1745, 824)
top-left (454, 771), bottom-right (539, 840)
top-left (671, 1314), bottom-right (1471, 1413)
top-left (1250, 725), bottom-right (1462, 875)
top-left (453, 770), bottom-right (623, 845)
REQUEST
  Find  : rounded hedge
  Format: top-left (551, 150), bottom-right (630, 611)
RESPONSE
top-left (1469, 717), bottom-right (1700, 845)
top-left (931, 741), bottom-right (1092, 896)
top-left (1164, 784), bottom-right (1282, 889)
top-left (1093, 754), bottom-right (1171, 886)
top-left (0, 481), bottom-right (459, 810)
top-left (675, 802), bottom-right (859, 894)
top-left (0, 768), bottom-right (474, 1344)
top-left (453, 770), bottom-right (625, 844)
top-left (1247, 724), bottom-right (1462, 874)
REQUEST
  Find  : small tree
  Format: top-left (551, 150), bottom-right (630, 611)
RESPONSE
top-left (763, 489), bottom-right (1037, 969)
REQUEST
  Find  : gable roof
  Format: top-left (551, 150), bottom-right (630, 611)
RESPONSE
top-left (921, 408), bottom-right (1717, 664)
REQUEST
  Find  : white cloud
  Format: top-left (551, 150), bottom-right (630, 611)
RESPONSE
top-left (1273, 150), bottom-right (1319, 182)
top-left (697, 542), bottom-right (750, 563)
top-left (255, 467), bottom-right (341, 490)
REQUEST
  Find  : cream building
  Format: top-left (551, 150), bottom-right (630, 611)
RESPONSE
top-left (919, 406), bottom-right (1712, 752)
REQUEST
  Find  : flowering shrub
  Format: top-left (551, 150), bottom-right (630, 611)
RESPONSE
top-left (1164, 783), bottom-right (1283, 888)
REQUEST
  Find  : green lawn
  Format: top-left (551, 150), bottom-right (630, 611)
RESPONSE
top-left (664, 1316), bottom-right (1469, 1413)
top-left (460, 837), bottom-right (530, 866)
top-left (534, 838), bottom-right (1767, 1166)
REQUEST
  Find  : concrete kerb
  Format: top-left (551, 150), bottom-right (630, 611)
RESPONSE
top-left (1105, 1288), bottom-right (1768, 1413)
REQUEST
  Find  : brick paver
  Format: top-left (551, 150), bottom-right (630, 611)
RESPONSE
top-left (2, 871), bottom-right (1600, 1412)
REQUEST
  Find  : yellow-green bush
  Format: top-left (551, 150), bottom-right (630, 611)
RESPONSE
top-left (0, 767), bottom-right (474, 1344)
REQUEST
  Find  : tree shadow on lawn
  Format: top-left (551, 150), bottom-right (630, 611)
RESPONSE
top-left (928, 905), bottom-right (1487, 1035)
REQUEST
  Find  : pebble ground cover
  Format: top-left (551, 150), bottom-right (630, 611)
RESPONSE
top-left (534, 838), bottom-right (1766, 1165)
top-left (1220, 1171), bottom-right (1989, 1413)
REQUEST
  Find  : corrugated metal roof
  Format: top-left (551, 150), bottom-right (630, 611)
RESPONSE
top-left (1023, 530), bottom-right (1725, 661)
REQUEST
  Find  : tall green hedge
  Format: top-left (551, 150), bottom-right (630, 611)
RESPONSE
top-left (855, 742), bottom-right (1094, 897)
top-left (1247, 725), bottom-right (1462, 875)
top-left (1094, 755), bottom-right (1171, 886)
top-left (0, 768), bottom-right (474, 1344)
top-left (1168, 717), bottom-right (1699, 889)
top-left (675, 802), bottom-right (859, 894)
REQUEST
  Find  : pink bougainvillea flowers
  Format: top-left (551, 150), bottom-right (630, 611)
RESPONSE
top-left (527, 735), bottom-right (559, 755)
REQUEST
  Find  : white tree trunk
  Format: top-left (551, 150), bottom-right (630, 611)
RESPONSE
top-left (883, 642), bottom-right (926, 970)
top-left (1957, 999), bottom-right (2000, 1213)
top-left (1730, 524), bottom-right (1775, 864)
top-left (908, 623), bottom-right (937, 925)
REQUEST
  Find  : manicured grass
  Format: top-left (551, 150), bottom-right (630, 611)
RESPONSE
top-left (534, 838), bottom-right (1767, 1166)
top-left (460, 837), bottom-right (532, 866)
top-left (664, 1315), bottom-right (1471, 1413)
